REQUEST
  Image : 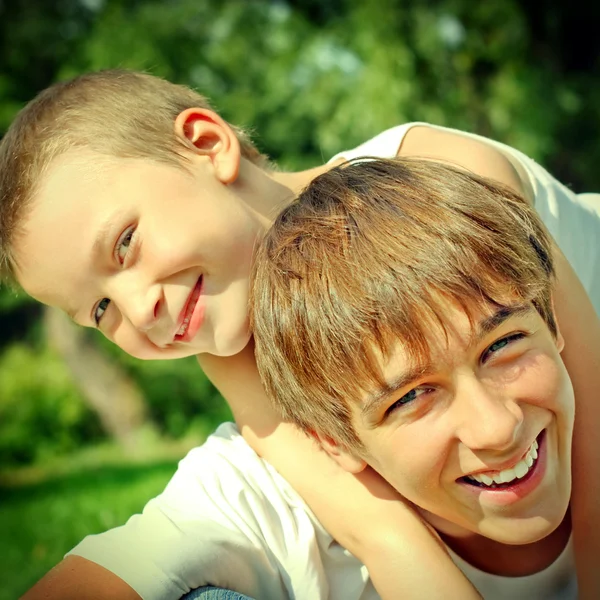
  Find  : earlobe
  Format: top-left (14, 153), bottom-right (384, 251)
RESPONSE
top-left (556, 328), bottom-right (565, 353)
top-left (316, 433), bottom-right (368, 474)
top-left (174, 108), bottom-right (241, 184)
top-left (550, 296), bottom-right (565, 353)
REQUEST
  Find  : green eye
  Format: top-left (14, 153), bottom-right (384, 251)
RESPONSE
top-left (386, 387), bottom-right (431, 416)
top-left (488, 338), bottom-right (510, 353)
top-left (94, 298), bottom-right (111, 325)
top-left (399, 389), bottom-right (417, 404)
top-left (483, 333), bottom-right (526, 362)
top-left (116, 226), bottom-right (136, 264)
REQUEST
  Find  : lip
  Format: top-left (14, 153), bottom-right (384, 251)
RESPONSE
top-left (174, 276), bottom-right (205, 342)
top-left (463, 434), bottom-right (540, 478)
top-left (458, 430), bottom-right (547, 506)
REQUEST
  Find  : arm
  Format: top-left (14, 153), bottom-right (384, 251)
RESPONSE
top-left (199, 347), bottom-right (481, 599)
top-left (21, 555), bottom-right (141, 600)
top-left (551, 247), bottom-right (600, 600)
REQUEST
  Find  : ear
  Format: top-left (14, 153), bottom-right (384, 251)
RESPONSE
top-left (314, 432), bottom-right (368, 474)
top-left (550, 296), bottom-right (565, 353)
top-left (174, 108), bottom-right (241, 184)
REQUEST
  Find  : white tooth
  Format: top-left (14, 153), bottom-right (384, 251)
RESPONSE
top-left (467, 438), bottom-right (541, 488)
top-left (177, 320), bottom-right (189, 336)
top-left (480, 474), bottom-right (494, 486)
top-left (514, 460), bottom-right (529, 479)
top-left (499, 469), bottom-right (517, 484)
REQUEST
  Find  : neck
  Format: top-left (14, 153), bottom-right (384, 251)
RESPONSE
top-left (436, 510), bottom-right (572, 577)
top-left (198, 339), bottom-right (282, 437)
top-left (234, 158), bottom-right (340, 226)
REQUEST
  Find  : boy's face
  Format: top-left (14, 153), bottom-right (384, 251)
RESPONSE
top-left (336, 300), bottom-right (574, 545)
top-left (15, 150), bottom-right (264, 359)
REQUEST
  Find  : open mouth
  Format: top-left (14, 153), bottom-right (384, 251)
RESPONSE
top-left (174, 276), bottom-right (203, 341)
top-left (460, 430), bottom-right (545, 491)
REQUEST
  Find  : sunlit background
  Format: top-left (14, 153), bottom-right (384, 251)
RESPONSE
top-left (1, 0), bottom-right (599, 597)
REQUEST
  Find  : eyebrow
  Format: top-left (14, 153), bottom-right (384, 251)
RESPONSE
top-left (361, 364), bottom-right (437, 422)
top-left (65, 211), bottom-right (124, 325)
top-left (360, 302), bottom-right (534, 421)
top-left (475, 303), bottom-right (533, 343)
top-left (91, 211), bottom-right (123, 265)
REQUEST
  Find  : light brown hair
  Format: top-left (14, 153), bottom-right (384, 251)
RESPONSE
top-left (251, 158), bottom-right (556, 450)
top-left (0, 69), bottom-right (269, 282)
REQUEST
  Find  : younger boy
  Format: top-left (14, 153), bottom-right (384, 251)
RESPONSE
top-left (251, 157), bottom-right (579, 599)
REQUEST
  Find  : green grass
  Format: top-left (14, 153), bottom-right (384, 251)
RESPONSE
top-left (0, 458), bottom-right (179, 599)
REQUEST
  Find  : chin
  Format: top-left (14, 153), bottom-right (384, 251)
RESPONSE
top-left (212, 327), bottom-right (252, 357)
top-left (481, 512), bottom-right (568, 546)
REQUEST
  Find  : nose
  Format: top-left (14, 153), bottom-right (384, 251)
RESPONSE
top-left (109, 274), bottom-right (162, 332)
top-left (453, 374), bottom-right (524, 452)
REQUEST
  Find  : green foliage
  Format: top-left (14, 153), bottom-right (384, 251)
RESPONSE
top-left (0, 285), bottom-right (36, 313)
top-left (0, 459), bottom-right (177, 599)
top-left (130, 357), bottom-right (232, 439)
top-left (94, 331), bottom-right (232, 439)
top-left (1, 0), bottom-right (599, 470)
top-left (0, 344), bottom-right (104, 466)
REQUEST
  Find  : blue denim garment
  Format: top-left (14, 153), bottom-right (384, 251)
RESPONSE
top-left (181, 586), bottom-right (255, 600)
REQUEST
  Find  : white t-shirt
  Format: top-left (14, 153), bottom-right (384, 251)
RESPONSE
top-left (68, 423), bottom-right (376, 600)
top-left (446, 537), bottom-right (577, 600)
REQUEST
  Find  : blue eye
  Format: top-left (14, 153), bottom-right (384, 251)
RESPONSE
top-left (94, 298), bottom-right (111, 325)
top-left (482, 333), bottom-right (525, 362)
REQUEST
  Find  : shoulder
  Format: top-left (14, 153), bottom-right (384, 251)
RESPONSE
top-left (161, 423), bottom-right (303, 517)
top-left (399, 125), bottom-right (533, 202)
top-left (65, 429), bottom-right (300, 599)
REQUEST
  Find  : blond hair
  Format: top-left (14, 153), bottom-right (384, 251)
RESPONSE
top-left (251, 158), bottom-right (556, 451)
top-left (0, 69), bottom-right (269, 281)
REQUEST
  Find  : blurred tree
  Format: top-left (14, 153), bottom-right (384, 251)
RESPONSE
top-left (1, 0), bottom-right (598, 464)
top-left (44, 308), bottom-right (154, 451)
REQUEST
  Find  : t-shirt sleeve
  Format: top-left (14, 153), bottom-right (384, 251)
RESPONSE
top-left (533, 186), bottom-right (600, 315)
top-left (67, 443), bottom-right (291, 600)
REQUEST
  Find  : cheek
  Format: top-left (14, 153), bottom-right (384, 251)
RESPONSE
top-left (109, 324), bottom-right (161, 360)
top-left (365, 428), bottom-right (447, 502)
top-left (517, 351), bottom-right (573, 415)
top-left (146, 224), bottom-right (199, 272)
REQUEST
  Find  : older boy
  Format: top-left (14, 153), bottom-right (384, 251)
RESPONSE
top-left (252, 157), bottom-right (580, 599)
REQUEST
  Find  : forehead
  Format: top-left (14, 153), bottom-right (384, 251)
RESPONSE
top-left (385, 300), bottom-right (533, 361)
top-left (359, 301), bottom-right (537, 405)
top-left (13, 151), bottom-right (124, 306)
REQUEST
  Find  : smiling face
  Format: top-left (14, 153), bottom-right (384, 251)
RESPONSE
top-left (15, 149), bottom-right (267, 359)
top-left (339, 300), bottom-right (574, 545)
top-left (252, 158), bottom-right (573, 550)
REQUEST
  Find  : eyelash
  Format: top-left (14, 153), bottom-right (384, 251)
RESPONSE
top-left (93, 298), bottom-right (110, 326)
top-left (386, 332), bottom-right (527, 415)
top-left (93, 226), bottom-right (138, 326)
top-left (481, 332), bottom-right (526, 363)
top-left (114, 226), bottom-right (137, 266)
top-left (385, 387), bottom-right (434, 415)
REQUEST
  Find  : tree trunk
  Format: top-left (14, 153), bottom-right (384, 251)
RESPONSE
top-left (44, 307), bottom-right (154, 452)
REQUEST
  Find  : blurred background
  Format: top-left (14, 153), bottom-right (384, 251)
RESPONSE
top-left (1, 0), bottom-right (599, 596)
